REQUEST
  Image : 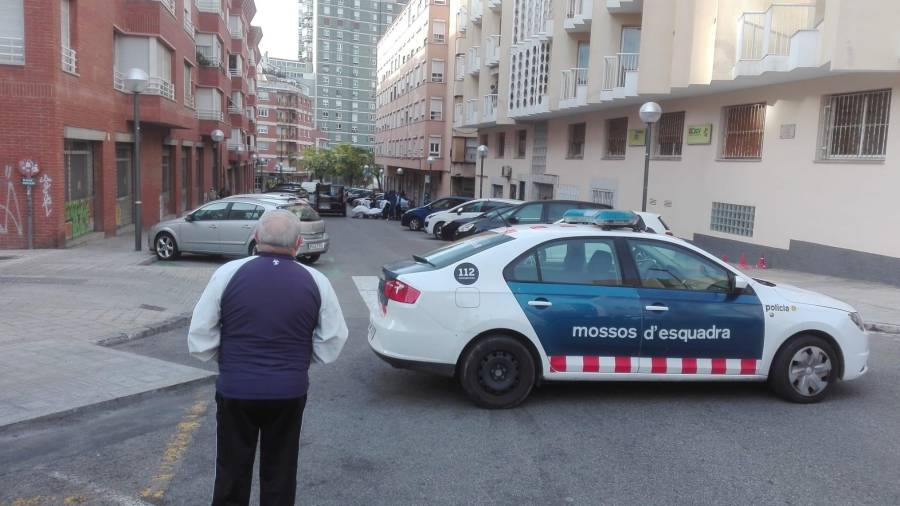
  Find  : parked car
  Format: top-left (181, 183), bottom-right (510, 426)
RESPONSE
top-left (266, 183), bottom-right (309, 199)
top-left (401, 196), bottom-right (471, 231)
top-left (454, 200), bottom-right (612, 240)
top-left (440, 206), bottom-right (514, 241)
top-left (311, 183), bottom-right (347, 216)
top-left (424, 198), bottom-right (520, 239)
top-left (148, 195), bottom-right (329, 264)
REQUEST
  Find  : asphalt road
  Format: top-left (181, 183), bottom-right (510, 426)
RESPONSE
top-left (2, 215), bottom-right (900, 505)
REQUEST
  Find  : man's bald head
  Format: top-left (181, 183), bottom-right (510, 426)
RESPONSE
top-left (256, 209), bottom-right (303, 252)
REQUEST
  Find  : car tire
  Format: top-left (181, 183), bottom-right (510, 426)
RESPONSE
top-left (409, 217), bottom-right (422, 231)
top-left (248, 241), bottom-right (258, 256)
top-left (432, 222), bottom-right (445, 239)
top-left (154, 232), bottom-right (180, 260)
top-left (459, 335), bottom-right (536, 409)
top-left (770, 334), bottom-right (838, 403)
top-left (300, 254), bottom-right (320, 264)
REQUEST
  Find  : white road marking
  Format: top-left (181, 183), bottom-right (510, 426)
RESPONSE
top-left (48, 471), bottom-right (154, 506)
top-left (352, 275), bottom-right (381, 314)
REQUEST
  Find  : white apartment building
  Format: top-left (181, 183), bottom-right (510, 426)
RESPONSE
top-left (444, 0), bottom-right (900, 284)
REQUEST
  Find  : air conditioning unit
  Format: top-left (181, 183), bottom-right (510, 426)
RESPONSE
top-left (501, 165), bottom-right (512, 178)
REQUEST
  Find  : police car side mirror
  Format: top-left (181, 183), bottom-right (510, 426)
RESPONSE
top-left (731, 274), bottom-right (749, 294)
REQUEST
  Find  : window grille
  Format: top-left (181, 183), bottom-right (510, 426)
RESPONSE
top-left (591, 189), bottom-right (615, 207)
top-left (721, 103), bottom-right (766, 159)
top-left (710, 202), bottom-right (755, 237)
top-left (655, 111), bottom-right (685, 158)
top-left (820, 89), bottom-right (891, 160)
top-left (606, 118), bottom-right (627, 157)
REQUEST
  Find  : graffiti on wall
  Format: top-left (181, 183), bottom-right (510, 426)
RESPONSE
top-left (65, 199), bottom-right (91, 239)
top-left (0, 165), bottom-right (23, 236)
top-left (40, 174), bottom-right (53, 217)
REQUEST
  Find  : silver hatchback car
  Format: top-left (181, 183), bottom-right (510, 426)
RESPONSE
top-left (147, 194), bottom-right (330, 263)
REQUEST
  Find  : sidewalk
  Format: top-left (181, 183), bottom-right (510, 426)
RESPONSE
top-left (0, 234), bottom-right (218, 427)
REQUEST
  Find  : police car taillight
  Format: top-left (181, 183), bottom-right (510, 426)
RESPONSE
top-left (383, 280), bottom-right (421, 306)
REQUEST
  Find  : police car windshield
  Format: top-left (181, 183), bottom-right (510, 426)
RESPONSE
top-left (418, 232), bottom-right (514, 269)
top-left (280, 204), bottom-right (320, 222)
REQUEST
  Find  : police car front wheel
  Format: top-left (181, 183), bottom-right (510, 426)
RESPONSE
top-left (459, 335), bottom-right (536, 409)
top-left (770, 334), bottom-right (838, 403)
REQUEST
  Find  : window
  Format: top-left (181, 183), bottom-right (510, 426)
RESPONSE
top-left (257, 107), bottom-right (269, 118)
top-left (567, 123), bottom-right (586, 158)
top-left (429, 136), bottom-right (442, 157)
top-left (60, 0), bottom-right (75, 73)
top-left (193, 202), bottom-right (229, 221)
top-left (432, 20), bottom-right (446, 43)
top-left (64, 140), bottom-right (94, 202)
top-left (506, 239), bottom-right (622, 286)
top-left (227, 203), bottom-right (264, 220)
top-left (591, 189), bottom-right (615, 207)
top-left (710, 202), bottom-right (755, 237)
top-left (628, 240), bottom-right (730, 293)
top-left (496, 133), bottom-right (505, 157)
top-left (0, 0), bottom-right (25, 64)
top-left (516, 130), bottom-right (527, 158)
top-left (820, 89), bottom-right (891, 160)
top-left (491, 185), bottom-right (503, 198)
top-left (655, 111), bottom-right (685, 158)
top-left (605, 117), bottom-right (627, 158)
top-left (115, 144), bottom-right (132, 199)
top-left (419, 232), bottom-right (515, 269)
top-left (430, 97), bottom-right (443, 120)
top-left (257, 125), bottom-right (268, 134)
top-left (431, 59), bottom-right (444, 82)
top-left (721, 103), bottom-right (766, 159)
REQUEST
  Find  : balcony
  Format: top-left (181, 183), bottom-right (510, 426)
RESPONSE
top-left (197, 46), bottom-right (221, 67)
top-left (465, 99), bottom-right (479, 125)
top-left (195, 109), bottom-right (224, 121)
top-left (228, 19), bottom-right (244, 39)
top-left (184, 16), bottom-right (196, 38)
top-left (601, 53), bottom-right (639, 99)
top-left (155, 0), bottom-right (176, 16)
top-left (196, 0), bottom-right (224, 17)
top-left (0, 36), bottom-right (25, 65)
top-left (560, 68), bottom-right (588, 108)
top-left (485, 35), bottom-right (501, 68)
top-left (470, 0), bottom-right (483, 25)
top-left (483, 94), bottom-right (498, 122)
top-left (453, 103), bottom-right (464, 128)
top-left (228, 103), bottom-right (242, 114)
top-left (488, 0), bottom-right (501, 12)
top-left (61, 46), bottom-right (78, 74)
top-left (606, 0), bottom-right (643, 14)
top-left (457, 8), bottom-right (468, 34)
top-left (185, 93), bottom-right (195, 109)
top-left (734, 4), bottom-right (819, 78)
top-left (455, 54), bottom-right (466, 80)
top-left (112, 69), bottom-right (175, 101)
top-left (229, 67), bottom-right (242, 78)
top-left (564, 0), bottom-right (593, 33)
top-left (467, 47), bottom-right (481, 76)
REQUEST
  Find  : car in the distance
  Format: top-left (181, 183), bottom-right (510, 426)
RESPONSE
top-left (148, 195), bottom-right (328, 263)
top-left (401, 196), bottom-right (471, 231)
top-left (424, 198), bottom-right (520, 239)
top-left (454, 200), bottom-right (612, 240)
top-left (439, 206), bottom-right (512, 241)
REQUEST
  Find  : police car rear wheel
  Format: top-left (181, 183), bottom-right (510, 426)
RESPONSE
top-left (154, 233), bottom-right (179, 260)
top-left (771, 335), bottom-right (836, 403)
top-left (460, 335), bottom-right (536, 409)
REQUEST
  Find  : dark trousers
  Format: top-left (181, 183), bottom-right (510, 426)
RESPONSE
top-left (212, 393), bottom-right (308, 506)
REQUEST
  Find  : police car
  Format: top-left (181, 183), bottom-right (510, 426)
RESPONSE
top-left (368, 210), bottom-right (869, 408)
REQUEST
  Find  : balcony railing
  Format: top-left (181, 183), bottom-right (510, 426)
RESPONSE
top-left (455, 55), bottom-right (466, 80)
top-left (488, 0), bottom-right (502, 12)
top-left (561, 68), bottom-right (588, 100)
top-left (0, 36), bottom-right (25, 65)
top-left (485, 35), bottom-right (501, 67)
top-left (228, 104), bottom-right (242, 114)
top-left (145, 77), bottom-right (176, 100)
top-left (197, 46), bottom-right (221, 66)
top-left (483, 94), bottom-right (498, 122)
top-left (195, 109), bottom-right (224, 121)
top-left (61, 46), bottom-right (77, 74)
top-left (465, 99), bottom-right (479, 124)
top-left (183, 16), bottom-right (195, 38)
top-left (229, 20), bottom-right (244, 39)
top-left (229, 67), bottom-right (242, 78)
top-left (470, 0), bottom-right (483, 25)
top-left (467, 47), bottom-right (480, 75)
top-left (184, 93), bottom-right (195, 109)
top-left (567, 0), bottom-right (584, 18)
top-left (457, 8), bottom-right (468, 33)
top-left (738, 4), bottom-right (816, 60)
top-left (454, 103), bottom-right (464, 127)
top-left (196, 0), bottom-right (224, 17)
top-left (155, 0), bottom-right (176, 15)
top-left (228, 143), bottom-right (249, 152)
top-left (602, 53), bottom-right (639, 90)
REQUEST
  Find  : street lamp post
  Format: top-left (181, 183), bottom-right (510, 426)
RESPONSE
top-left (396, 167), bottom-right (404, 194)
top-left (639, 102), bottom-right (662, 212)
top-left (426, 155), bottom-right (435, 205)
top-left (124, 68), bottom-right (149, 252)
top-left (477, 144), bottom-right (488, 198)
top-left (211, 129), bottom-right (225, 197)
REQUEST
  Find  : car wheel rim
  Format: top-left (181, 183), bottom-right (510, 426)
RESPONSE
top-left (434, 224), bottom-right (443, 237)
top-left (788, 346), bottom-right (832, 396)
top-left (411, 219), bottom-right (420, 230)
top-left (156, 236), bottom-right (173, 258)
top-left (478, 350), bottom-right (520, 394)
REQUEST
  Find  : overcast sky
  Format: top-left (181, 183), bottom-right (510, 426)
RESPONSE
top-left (255, 0), bottom-right (299, 60)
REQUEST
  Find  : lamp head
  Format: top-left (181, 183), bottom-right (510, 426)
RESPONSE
top-left (639, 102), bottom-right (663, 124)
top-left (478, 144), bottom-right (488, 158)
top-left (124, 68), bottom-right (149, 94)
top-left (211, 129), bottom-right (225, 143)
top-left (427, 156), bottom-right (435, 164)
top-left (396, 168), bottom-right (404, 176)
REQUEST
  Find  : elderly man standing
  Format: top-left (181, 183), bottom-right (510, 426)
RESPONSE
top-left (188, 209), bottom-right (348, 506)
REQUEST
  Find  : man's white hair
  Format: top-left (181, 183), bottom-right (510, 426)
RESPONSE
top-left (256, 209), bottom-right (302, 249)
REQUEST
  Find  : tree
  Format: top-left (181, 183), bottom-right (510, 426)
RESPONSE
top-left (300, 147), bottom-right (336, 182)
top-left (332, 144), bottom-right (374, 187)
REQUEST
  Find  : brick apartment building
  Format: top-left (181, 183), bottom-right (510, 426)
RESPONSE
top-left (0, 0), bottom-right (262, 249)
top-left (256, 73), bottom-right (327, 184)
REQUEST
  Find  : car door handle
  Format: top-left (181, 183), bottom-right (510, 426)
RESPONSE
top-left (528, 299), bottom-right (552, 308)
top-left (208, 224), bottom-right (217, 229)
top-left (241, 224), bottom-right (253, 229)
top-left (645, 304), bottom-right (669, 312)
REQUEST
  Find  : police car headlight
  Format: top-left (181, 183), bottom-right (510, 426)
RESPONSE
top-left (459, 223), bottom-right (475, 232)
top-left (849, 312), bottom-right (866, 332)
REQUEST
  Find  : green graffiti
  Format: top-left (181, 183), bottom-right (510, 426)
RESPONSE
top-left (65, 199), bottom-right (91, 238)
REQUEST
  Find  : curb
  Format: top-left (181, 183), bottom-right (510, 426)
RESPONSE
top-left (96, 314), bottom-right (191, 347)
top-left (0, 374), bottom-right (216, 433)
top-left (866, 322), bottom-right (900, 335)
top-left (139, 255), bottom-right (158, 266)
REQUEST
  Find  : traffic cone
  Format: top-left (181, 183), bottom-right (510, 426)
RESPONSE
top-left (756, 255), bottom-right (768, 269)
top-left (738, 254), bottom-right (749, 270)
